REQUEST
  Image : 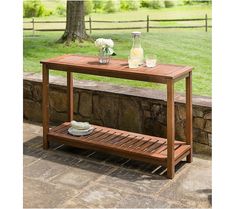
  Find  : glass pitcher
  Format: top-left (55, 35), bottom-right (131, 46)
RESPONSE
top-left (130, 31), bottom-right (144, 66)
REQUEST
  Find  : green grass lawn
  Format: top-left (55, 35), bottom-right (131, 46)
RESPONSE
top-left (24, 29), bottom-right (211, 96)
top-left (24, 4), bottom-right (211, 96)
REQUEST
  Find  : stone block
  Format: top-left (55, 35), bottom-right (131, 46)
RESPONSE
top-left (116, 193), bottom-right (181, 208)
top-left (24, 157), bottom-right (73, 181)
top-left (208, 133), bottom-right (212, 147)
top-left (50, 109), bottom-right (67, 123)
top-left (24, 99), bottom-right (42, 122)
top-left (73, 92), bottom-right (79, 113)
top-left (98, 168), bottom-right (168, 194)
top-left (141, 100), bottom-right (150, 110)
top-left (176, 104), bottom-right (186, 120)
top-left (118, 98), bottom-right (142, 132)
top-left (193, 117), bottom-right (205, 130)
top-left (193, 128), bottom-right (208, 145)
top-left (23, 83), bottom-right (32, 100)
top-left (204, 112), bottom-right (212, 119)
top-left (79, 92), bottom-right (92, 117)
top-left (93, 94), bottom-right (119, 128)
top-left (49, 90), bottom-right (67, 112)
top-left (193, 107), bottom-right (204, 117)
top-left (204, 120), bottom-right (212, 133)
top-left (122, 159), bottom-right (157, 173)
top-left (151, 104), bottom-right (161, 117)
top-left (24, 177), bottom-right (77, 208)
top-left (72, 184), bottom-right (127, 208)
top-left (51, 160), bottom-right (114, 190)
top-left (175, 121), bottom-right (186, 140)
top-left (159, 161), bottom-right (211, 208)
top-left (193, 142), bottom-right (212, 155)
top-left (150, 104), bottom-right (166, 124)
top-left (144, 118), bottom-right (167, 137)
top-left (143, 110), bottom-right (151, 118)
top-left (198, 132), bottom-right (208, 145)
top-left (32, 83), bottom-right (42, 102)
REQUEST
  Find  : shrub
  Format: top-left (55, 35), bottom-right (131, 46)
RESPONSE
top-left (121, 0), bottom-right (140, 11)
top-left (93, 0), bottom-right (104, 12)
top-left (140, 0), bottom-right (148, 7)
top-left (104, 0), bottom-right (120, 13)
top-left (150, 0), bottom-right (165, 8)
top-left (56, 4), bottom-right (66, 16)
top-left (43, 9), bottom-right (53, 16)
top-left (23, 0), bottom-right (45, 17)
top-left (164, 0), bottom-right (175, 7)
top-left (182, 0), bottom-right (193, 5)
top-left (85, 0), bottom-right (94, 15)
top-left (141, 0), bottom-right (164, 9)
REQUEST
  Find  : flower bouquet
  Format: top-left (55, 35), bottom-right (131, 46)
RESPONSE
top-left (95, 38), bottom-right (116, 64)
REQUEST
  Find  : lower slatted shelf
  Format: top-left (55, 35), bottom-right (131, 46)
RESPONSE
top-left (48, 122), bottom-right (191, 166)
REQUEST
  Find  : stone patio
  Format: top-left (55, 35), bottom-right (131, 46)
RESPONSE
top-left (23, 121), bottom-right (212, 208)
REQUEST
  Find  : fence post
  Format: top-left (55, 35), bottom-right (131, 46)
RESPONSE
top-left (89, 16), bottom-right (92, 34)
top-left (147, 15), bottom-right (149, 32)
top-left (32, 17), bottom-right (35, 36)
top-left (205, 14), bottom-right (208, 32)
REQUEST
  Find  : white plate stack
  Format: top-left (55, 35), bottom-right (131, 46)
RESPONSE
top-left (68, 120), bottom-right (94, 136)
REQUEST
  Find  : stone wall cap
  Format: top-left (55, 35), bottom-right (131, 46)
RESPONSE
top-left (23, 72), bottom-right (211, 108)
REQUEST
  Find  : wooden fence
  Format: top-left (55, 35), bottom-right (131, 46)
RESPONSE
top-left (23, 14), bottom-right (211, 35)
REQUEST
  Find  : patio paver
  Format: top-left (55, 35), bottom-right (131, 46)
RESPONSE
top-left (23, 121), bottom-right (212, 208)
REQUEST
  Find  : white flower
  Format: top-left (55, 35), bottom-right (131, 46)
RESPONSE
top-left (95, 38), bottom-right (114, 48)
top-left (105, 39), bottom-right (114, 48)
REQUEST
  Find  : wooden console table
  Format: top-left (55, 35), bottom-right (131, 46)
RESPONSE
top-left (40, 54), bottom-right (193, 179)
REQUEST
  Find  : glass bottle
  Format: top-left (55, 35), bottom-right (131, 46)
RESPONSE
top-left (130, 31), bottom-right (144, 65)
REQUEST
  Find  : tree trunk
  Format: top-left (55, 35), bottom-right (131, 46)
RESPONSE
top-left (58, 0), bottom-right (89, 44)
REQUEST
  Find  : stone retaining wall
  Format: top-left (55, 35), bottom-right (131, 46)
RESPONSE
top-left (23, 72), bottom-right (212, 155)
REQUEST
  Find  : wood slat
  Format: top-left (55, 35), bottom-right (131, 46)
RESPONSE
top-left (50, 123), bottom-right (67, 133)
top-left (87, 131), bottom-right (114, 142)
top-left (137, 139), bottom-right (157, 152)
top-left (147, 141), bottom-right (166, 153)
top-left (128, 137), bottom-right (152, 150)
top-left (115, 135), bottom-right (136, 147)
top-left (106, 133), bottom-right (130, 144)
top-left (80, 129), bottom-right (108, 141)
top-left (48, 123), bottom-right (190, 166)
top-left (119, 136), bottom-right (144, 149)
top-left (40, 55), bottom-right (193, 83)
top-left (159, 144), bottom-right (182, 156)
top-left (174, 145), bottom-right (191, 160)
top-left (102, 132), bottom-right (125, 143)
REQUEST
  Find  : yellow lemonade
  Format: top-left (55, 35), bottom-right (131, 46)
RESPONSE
top-left (130, 47), bottom-right (144, 65)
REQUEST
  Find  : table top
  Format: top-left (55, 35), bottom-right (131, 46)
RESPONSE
top-left (41, 54), bottom-right (193, 83)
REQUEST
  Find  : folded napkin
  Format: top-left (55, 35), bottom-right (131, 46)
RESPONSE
top-left (71, 120), bottom-right (91, 130)
top-left (69, 120), bottom-right (94, 136)
top-left (68, 127), bottom-right (94, 136)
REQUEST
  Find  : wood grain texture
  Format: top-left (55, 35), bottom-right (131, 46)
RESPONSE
top-left (67, 71), bottom-right (73, 121)
top-left (48, 122), bottom-right (190, 166)
top-left (40, 54), bottom-right (193, 84)
top-left (167, 79), bottom-right (175, 179)
top-left (186, 72), bottom-right (193, 162)
top-left (42, 64), bottom-right (49, 149)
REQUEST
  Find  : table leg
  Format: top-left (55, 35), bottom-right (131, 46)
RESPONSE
top-left (186, 72), bottom-right (193, 163)
top-left (167, 79), bottom-right (175, 179)
top-left (42, 64), bottom-right (49, 149)
top-left (67, 72), bottom-right (73, 121)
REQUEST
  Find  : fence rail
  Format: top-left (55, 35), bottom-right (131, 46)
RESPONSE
top-left (23, 14), bottom-right (212, 35)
